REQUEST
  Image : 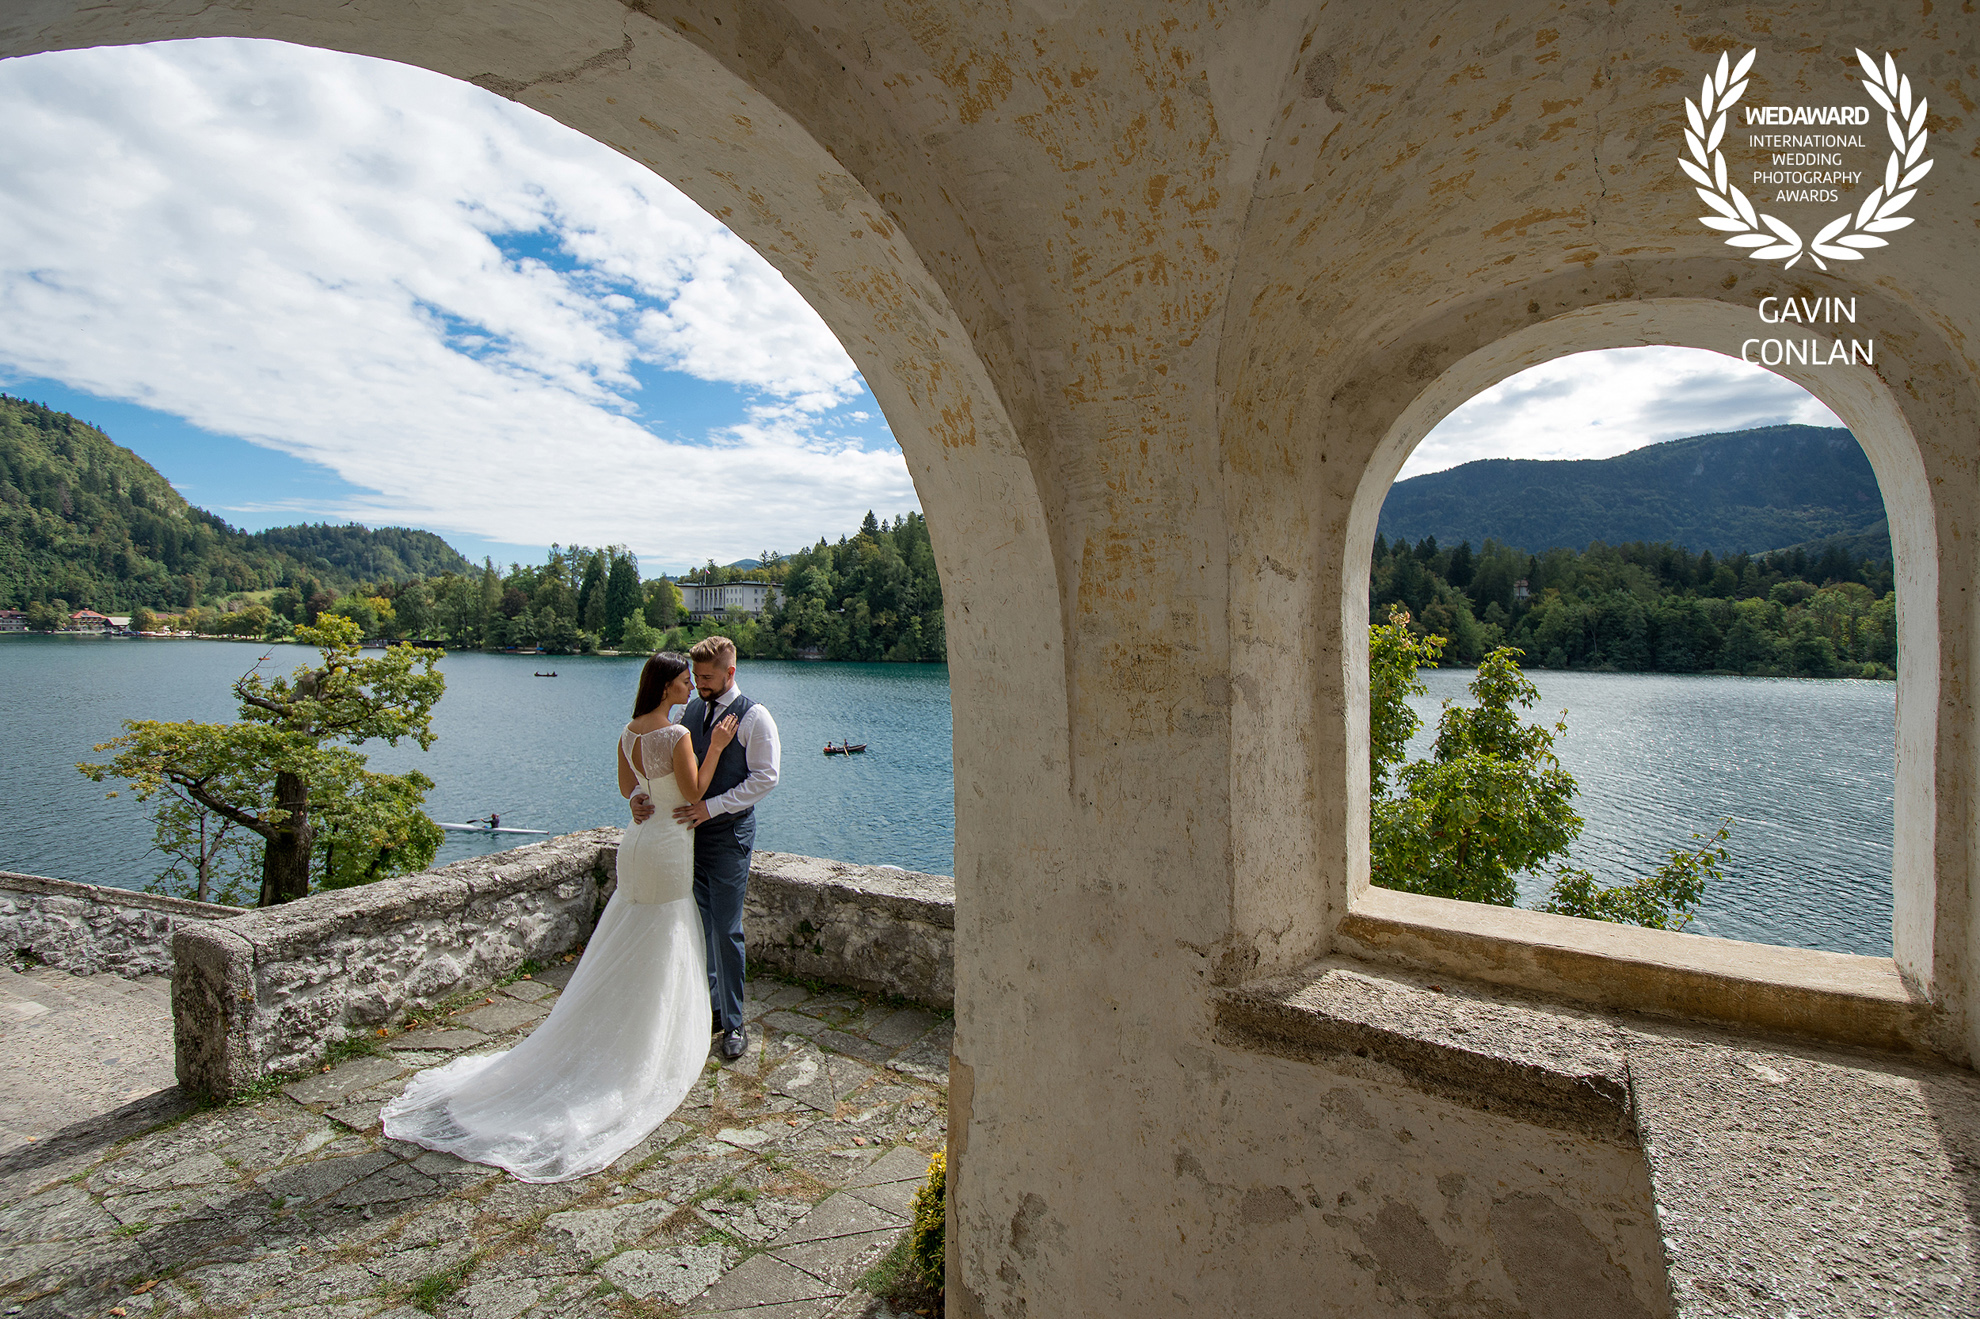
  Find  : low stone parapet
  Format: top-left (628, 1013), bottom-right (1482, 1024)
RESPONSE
top-left (740, 851), bottom-right (955, 1008)
top-left (0, 871), bottom-right (243, 977)
top-left (173, 829), bottom-right (619, 1097)
top-left (171, 831), bottom-right (957, 1099)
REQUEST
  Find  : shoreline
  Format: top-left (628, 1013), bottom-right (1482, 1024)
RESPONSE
top-left (0, 632), bottom-right (950, 665)
top-left (1, 633), bottom-right (1880, 678)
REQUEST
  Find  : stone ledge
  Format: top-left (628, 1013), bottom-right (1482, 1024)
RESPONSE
top-left (0, 872), bottom-right (244, 920)
top-left (1215, 957), bottom-right (1980, 1317)
top-left (1214, 959), bottom-right (1637, 1142)
top-left (592, 843), bottom-right (954, 1005)
top-left (174, 830), bottom-right (619, 1096)
top-left (1626, 1021), bottom-right (1980, 1317)
top-left (743, 851), bottom-right (955, 1009)
top-left (1, 870), bottom-right (243, 977)
top-left (1337, 884), bottom-right (1939, 1059)
top-left (172, 832), bottom-right (958, 1098)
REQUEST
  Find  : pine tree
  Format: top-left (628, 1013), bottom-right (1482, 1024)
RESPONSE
top-left (602, 549), bottom-right (643, 645)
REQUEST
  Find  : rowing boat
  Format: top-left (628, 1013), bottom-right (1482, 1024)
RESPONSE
top-left (438, 823), bottom-right (552, 834)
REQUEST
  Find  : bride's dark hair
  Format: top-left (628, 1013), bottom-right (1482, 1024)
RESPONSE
top-left (632, 651), bottom-right (691, 718)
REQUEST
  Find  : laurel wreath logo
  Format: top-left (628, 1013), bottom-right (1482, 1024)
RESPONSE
top-left (1680, 48), bottom-right (1932, 269)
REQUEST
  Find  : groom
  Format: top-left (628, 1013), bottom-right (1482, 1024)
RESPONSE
top-left (629, 635), bottom-right (781, 1060)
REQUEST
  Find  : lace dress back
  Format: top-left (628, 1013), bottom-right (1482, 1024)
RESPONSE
top-left (616, 724), bottom-right (694, 904)
top-left (380, 719), bottom-right (708, 1182)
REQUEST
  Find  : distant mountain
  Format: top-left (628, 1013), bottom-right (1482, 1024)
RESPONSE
top-left (1378, 425), bottom-right (1889, 558)
top-left (0, 394), bottom-right (471, 612)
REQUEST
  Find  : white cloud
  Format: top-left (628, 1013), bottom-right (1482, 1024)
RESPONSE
top-left (0, 38), bottom-right (911, 568)
top-left (1399, 346), bottom-right (1844, 480)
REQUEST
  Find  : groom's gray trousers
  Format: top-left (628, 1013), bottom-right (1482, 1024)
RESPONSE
top-left (693, 814), bottom-right (752, 1034)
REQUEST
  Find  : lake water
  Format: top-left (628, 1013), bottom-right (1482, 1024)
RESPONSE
top-left (2, 637), bottom-right (955, 883)
top-left (1, 637), bottom-right (1895, 956)
top-left (1405, 668), bottom-right (1895, 955)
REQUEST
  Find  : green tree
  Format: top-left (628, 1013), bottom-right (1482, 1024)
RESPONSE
top-left (618, 609), bottom-right (663, 654)
top-left (1368, 627), bottom-right (1726, 928)
top-left (1544, 822), bottom-right (1729, 930)
top-left (392, 579), bottom-right (435, 640)
top-left (25, 599), bottom-right (68, 631)
top-left (324, 592), bottom-right (384, 637)
top-left (579, 549), bottom-right (609, 634)
top-left (145, 794), bottom-right (258, 906)
top-left (602, 549), bottom-right (643, 644)
top-left (1367, 607), bottom-right (1444, 796)
top-left (316, 768), bottom-right (445, 890)
top-left (644, 577), bottom-right (685, 628)
top-left (80, 615), bottom-right (445, 905)
top-left (1370, 645), bottom-right (1584, 906)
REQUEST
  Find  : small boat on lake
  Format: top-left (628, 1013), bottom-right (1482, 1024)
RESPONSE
top-left (823, 741), bottom-right (868, 756)
top-left (533, 671), bottom-right (558, 677)
top-left (439, 822), bottom-right (551, 835)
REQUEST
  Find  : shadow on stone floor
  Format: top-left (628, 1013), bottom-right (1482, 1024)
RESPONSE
top-left (0, 973), bottom-right (949, 1319)
top-left (0, 1088), bottom-right (193, 1203)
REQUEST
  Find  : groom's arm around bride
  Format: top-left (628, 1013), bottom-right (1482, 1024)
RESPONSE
top-left (629, 635), bottom-right (779, 1060)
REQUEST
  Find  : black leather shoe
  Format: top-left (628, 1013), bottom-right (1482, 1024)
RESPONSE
top-left (719, 1027), bottom-right (748, 1061)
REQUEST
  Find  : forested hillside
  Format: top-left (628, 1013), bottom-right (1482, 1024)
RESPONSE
top-left (0, 395), bottom-right (467, 611)
top-left (1379, 425), bottom-right (1888, 556)
top-left (246, 523), bottom-right (469, 583)
top-left (229, 509), bottom-right (949, 662)
top-left (1373, 533), bottom-right (1896, 678)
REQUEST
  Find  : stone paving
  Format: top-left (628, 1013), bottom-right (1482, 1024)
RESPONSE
top-left (0, 960), bottom-right (948, 1319)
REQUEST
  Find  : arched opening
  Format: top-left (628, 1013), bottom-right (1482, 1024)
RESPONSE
top-left (1340, 298), bottom-right (1939, 1005)
top-left (1, 10), bottom-right (1073, 1301)
top-left (0, 2), bottom-right (1070, 859)
top-left (1365, 344), bottom-right (1897, 956)
top-left (0, 35), bottom-right (963, 883)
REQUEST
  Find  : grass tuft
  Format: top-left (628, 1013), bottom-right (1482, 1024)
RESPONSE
top-left (858, 1232), bottom-right (942, 1317)
top-left (405, 1255), bottom-right (480, 1314)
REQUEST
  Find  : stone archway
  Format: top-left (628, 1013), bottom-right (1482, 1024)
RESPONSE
top-left (1336, 295), bottom-right (1944, 995)
top-left (0, 2), bottom-right (1075, 935)
top-left (2, 7), bottom-right (1078, 1304)
top-left (1279, 271), bottom-right (1979, 1060)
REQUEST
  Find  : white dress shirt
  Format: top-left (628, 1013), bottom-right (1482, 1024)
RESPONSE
top-left (697, 683), bottom-right (781, 818)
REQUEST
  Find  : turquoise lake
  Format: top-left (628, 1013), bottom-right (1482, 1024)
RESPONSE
top-left (0, 636), bottom-right (1895, 956)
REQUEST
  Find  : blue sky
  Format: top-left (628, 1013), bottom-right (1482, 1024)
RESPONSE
top-left (0, 39), bottom-right (1841, 570)
top-left (0, 38), bottom-right (914, 574)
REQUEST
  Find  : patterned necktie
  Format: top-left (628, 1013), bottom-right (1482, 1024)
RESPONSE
top-left (703, 698), bottom-right (719, 735)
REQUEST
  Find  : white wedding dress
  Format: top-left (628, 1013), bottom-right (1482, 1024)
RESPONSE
top-left (381, 722), bottom-right (709, 1182)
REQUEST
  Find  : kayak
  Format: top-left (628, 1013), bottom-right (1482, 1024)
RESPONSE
top-left (438, 823), bottom-right (551, 834)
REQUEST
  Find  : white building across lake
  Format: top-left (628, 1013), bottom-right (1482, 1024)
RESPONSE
top-left (678, 581), bottom-right (781, 620)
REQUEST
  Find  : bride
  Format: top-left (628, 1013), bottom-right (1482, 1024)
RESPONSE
top-left (382, 652), bottom-right (739, 1182)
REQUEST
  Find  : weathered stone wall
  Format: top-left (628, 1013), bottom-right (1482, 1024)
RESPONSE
top-left (171, 832), bottom-right (958, 1098)
top-left (173, 830), bottom-right (618, 1096)
top-left (741, 852), bottom-right (955, 1008)
top-left (0, 871), bottom-right (242, 978)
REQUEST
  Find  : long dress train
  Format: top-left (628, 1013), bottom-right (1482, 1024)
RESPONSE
top-left (381, 722), bottom-right (708, 1182)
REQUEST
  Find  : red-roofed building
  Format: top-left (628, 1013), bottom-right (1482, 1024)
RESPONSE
top-left (70, 609), bottom-right (113, 632)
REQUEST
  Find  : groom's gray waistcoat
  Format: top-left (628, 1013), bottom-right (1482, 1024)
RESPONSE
top-left (685, 692), bottom-right (757, 845)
